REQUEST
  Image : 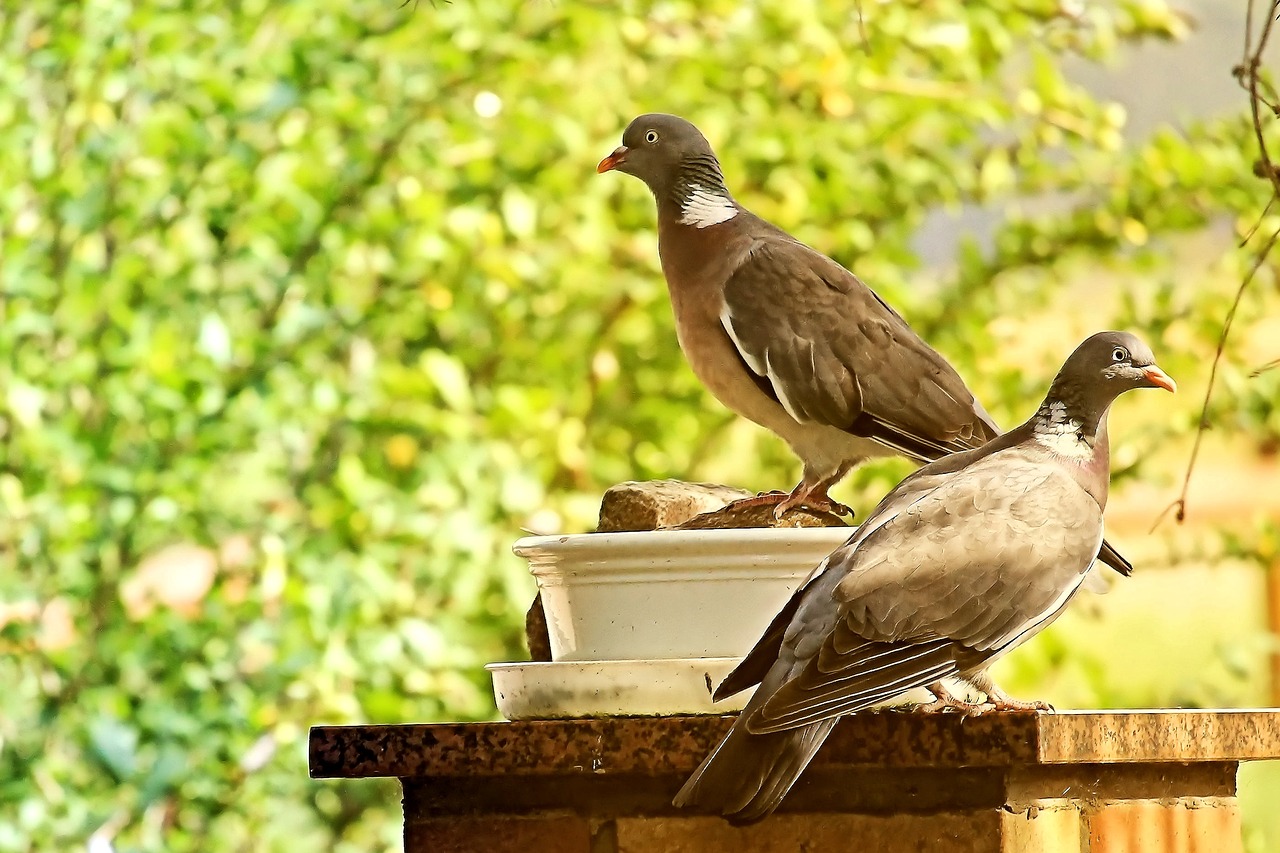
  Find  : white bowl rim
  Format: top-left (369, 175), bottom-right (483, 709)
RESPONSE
top-left (512, 526), bottom-right (853, 559)
top-left (485, 657), bottom-right (744, 672)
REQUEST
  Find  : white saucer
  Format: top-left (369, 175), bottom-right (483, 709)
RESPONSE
top-left (487, 658), bottom-right (953, 721)
top-left (486, 658), bottom-right (749, 720)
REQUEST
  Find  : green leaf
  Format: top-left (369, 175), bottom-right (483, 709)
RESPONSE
top-left (421, 349), bottom-right (473, 412)
top-left (87, 717), bottom-right (138, 783)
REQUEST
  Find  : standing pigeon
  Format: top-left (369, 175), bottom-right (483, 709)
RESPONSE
top-left (671, 330), bottom-right (1176, 823)
top-left (598, 113), bottom-right (1132, 577)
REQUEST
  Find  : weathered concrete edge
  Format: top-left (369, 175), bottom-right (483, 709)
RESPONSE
top-left (1036, 709), bottom-right (1280, 764)
top-left (309, 710), bottom-right (1280, 781)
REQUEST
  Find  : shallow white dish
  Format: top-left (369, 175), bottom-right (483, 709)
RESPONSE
top-left (513, 527), bottom-right (852, 662)
top-left (487, 657), bottom-right (750, 719)
top-left (487, 657), bottom-right (940, 720)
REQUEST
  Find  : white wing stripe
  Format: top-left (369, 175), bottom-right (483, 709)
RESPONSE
top-left (765, 350), bottom-right (805, 422)
top-left (720, 307), bottom-right (767, 375)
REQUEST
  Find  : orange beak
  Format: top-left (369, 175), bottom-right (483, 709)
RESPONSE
top-left (1142, 365), bottom-right (1177, 393)
top-left (597, 146), bottom-right (628, 174)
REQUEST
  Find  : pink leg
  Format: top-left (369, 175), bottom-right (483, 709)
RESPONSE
top-left (966, 671), bottom-right (1054, 712)
top-left (723, 482), bottom-right (853, 518)
top-left (773, 480), bottom-right (853, 519)
top-left (915, 680), bottom-right (993, 715)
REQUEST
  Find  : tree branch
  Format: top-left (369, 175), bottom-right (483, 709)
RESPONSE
top-left (1157, 0), bottom-right (1280, 527)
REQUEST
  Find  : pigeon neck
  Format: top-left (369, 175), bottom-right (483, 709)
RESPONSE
top-left (1032, 378), bottom-right (1115, 507)
top-left (668, 155), bottom-right (737, 229)
top-left (1031, 396), bottom-right (1109, 463)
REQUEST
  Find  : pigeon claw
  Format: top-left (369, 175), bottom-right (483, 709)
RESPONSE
top-left (914, 681), bottom-right (990, 716)
top-left (772, 483), bottom-right (854, 519)
top-left (721, 491), bottom-right (789, 514)
top-left (915, 698), bottom-right (989, 715)
top-left (964, 673), bottom-right (1055, 713)
top-left (721, 488), bottom-right (853, 520)
top-left (988, 697), bottom-right (1055, 713)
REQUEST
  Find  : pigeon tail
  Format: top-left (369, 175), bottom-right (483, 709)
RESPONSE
top-left (672, 715), bottom-right (837, 824)
top-left (714, 605), bottom-right (798, 701)
top-left (1096, 539), bottom-right (1132, 576)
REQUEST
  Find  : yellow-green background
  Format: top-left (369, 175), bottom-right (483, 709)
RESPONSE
top-left (1, 0), bottom-right (1278, 850)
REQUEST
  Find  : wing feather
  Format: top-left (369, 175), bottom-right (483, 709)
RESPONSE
top-left (719, 237), bottom-right (998, 459)
top-left (737, 446), bottom-right (1101, 737)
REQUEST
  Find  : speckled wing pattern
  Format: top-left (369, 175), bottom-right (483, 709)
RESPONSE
top-left (744, 446), bottom-right (1104, 735)
top-left (718, 236), bottom-right (999, 461)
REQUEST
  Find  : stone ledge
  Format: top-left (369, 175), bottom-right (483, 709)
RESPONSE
top-left (308, 709), bottom-right (1280, 781)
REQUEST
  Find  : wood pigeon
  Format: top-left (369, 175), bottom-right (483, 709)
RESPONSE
top-left (598, 113), bottom-right (1133, 577)
top-left (669, 330), bottom-right (1176, 823)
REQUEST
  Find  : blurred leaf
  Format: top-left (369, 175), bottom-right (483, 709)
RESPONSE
top-left (0, 0), bottom-right (1276, 851)
top-left (197, 314), bottom-right (234, 368)
top-left (87, 718), bottom-right (138, 783)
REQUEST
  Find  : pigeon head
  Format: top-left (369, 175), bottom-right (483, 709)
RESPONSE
top-left (1038, 330), bottom-right (1175, 441)
top-left (598, 114), bottom-right (731, 210)
top-left (1056, 331), bottom-right (1176, 397)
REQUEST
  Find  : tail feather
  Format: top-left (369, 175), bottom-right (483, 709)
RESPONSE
top-left (1097, 538), bottom-right (1133, 576)
top-left (672, 715), bottom-right (838, 824)
top-left (714, 582), bottom-right (810, 701)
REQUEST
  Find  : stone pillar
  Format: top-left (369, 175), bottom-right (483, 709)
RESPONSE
top-left (309, 710), bottom-right (1280, 853)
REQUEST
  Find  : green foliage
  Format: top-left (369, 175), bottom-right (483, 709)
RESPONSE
top-left (0, 0), bottom-right (1276, 850)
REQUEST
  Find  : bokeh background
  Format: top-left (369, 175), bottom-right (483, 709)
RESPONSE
top-left (2, 0), bottom-right (1279, 850)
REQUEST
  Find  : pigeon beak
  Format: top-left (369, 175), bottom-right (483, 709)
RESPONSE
top-left (1141, 365), bottom-right (1177, 393)
top-left (597, 146), bottom-right (628, 174)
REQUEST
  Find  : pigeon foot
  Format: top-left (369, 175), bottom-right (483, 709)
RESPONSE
top-left (721, 487), bottom-right (853, 519)
top-left (773, 483), bottom-right (854, 520)
top-left (988, 696), bottom-right (1055, 712)
top-left (966, 672), bottom-right (1054, 712)
top-left (914, 681), bottom-right (991, 716)
top-left (721, 491), bottom-right (790, 513)
top-left (915, 698), bottom-right (991, 715)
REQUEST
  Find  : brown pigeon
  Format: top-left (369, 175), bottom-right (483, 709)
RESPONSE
top-left (671, 330), bottom-right (1175, 823)
top-left (598, 113), bottom-right (1132, 577)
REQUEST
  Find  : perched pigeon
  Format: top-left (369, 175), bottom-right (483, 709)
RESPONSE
top-left (598, 113), bottom-right (1133, 577)
top-left (671, 330), bottom-right (1176, 823)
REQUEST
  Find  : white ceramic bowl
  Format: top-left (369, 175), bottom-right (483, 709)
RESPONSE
top-left (513, 527), bottom-right (853, 662)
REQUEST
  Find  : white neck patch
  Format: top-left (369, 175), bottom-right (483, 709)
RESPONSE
top-left (1033, 401), bottom-right (1091, 460)
top-left (678, 184), bottom-right (737, 228)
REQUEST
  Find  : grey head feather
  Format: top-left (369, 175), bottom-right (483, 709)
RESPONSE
top-left (1038, 330), bottom-right (1172, 438)
top-left (601, 113), bottom-right (733, 210)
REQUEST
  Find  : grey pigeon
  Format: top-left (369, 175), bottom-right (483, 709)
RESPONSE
top-left (598, 113), bottom-right (1133, 577)
top-left (671, 330), bottom-right (1176, 823)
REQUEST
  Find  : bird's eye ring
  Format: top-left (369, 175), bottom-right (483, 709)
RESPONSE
top-left (1112, 347), bottom-right (1128, 362)
top-left (644, 130), bottom-right (659, 144)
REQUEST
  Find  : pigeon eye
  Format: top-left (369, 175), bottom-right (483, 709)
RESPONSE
top-left (1112, 347), bottom-right (1128, 362)
top-left (644, 130), bottom-right (659, 144)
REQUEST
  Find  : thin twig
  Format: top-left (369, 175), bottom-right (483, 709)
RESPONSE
top-left (1155, 225), bottom-right (1280, 530)
top-left (1240, 194), bottom-right (1277, 246)
top-left (1251, 358), bottom-right (1280, 377)
top-left (1244, 1), bottom-right (1280, 200)
top-left (1157, 0), bottom-right (1280, 527)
